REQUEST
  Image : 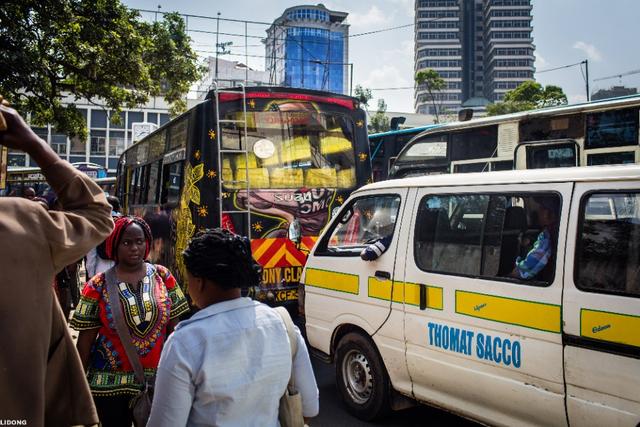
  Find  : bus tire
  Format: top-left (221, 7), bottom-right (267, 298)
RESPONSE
top-left (335, 332), bottom-right (391, 421)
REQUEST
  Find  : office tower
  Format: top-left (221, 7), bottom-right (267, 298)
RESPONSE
top-left (265, 5), bottom-right (350, 94)
top-left (415, 0), bottom-right (535, 115)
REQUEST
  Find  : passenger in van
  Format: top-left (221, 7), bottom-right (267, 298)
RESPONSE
top-left (361, 209), bottom-right (396, 261)
top-left (511, 197), bottom-right (558, 280)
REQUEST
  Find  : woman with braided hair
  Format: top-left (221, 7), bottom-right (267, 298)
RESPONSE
top-left (148, 228), bottom-right (319, 426)
top-left (71, 216), bottom-right (189, 427)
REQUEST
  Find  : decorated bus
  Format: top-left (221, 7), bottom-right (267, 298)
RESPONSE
top-left (116, 86), bottom-right (371, 306)
top-left (390, 94), bottom-right (640, 177)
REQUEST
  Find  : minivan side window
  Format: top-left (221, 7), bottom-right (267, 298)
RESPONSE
top-left (414, 192), bottom-right (561, 285)
top-left (318, 195), bottom-right (401, 255)
top-left (575, 192), bottom-right (640, 297)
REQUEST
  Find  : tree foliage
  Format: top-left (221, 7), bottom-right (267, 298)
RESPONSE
top-left (415, 69), bottom-right (446, 123)
top-left (368, 99), bottom-right (390, 134)
top-left (486, 81), bottom-right (568, 116)
top-left (354, 85), bottom-right (373, 111)
top-left (0, 0), bottom-right (204, 137)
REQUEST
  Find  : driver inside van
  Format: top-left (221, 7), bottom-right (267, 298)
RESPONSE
top-left (511, 197), bottom-right (558, 280)
top-left (361, 209), bottom-right (396, 261)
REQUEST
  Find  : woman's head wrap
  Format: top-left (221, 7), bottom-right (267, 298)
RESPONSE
top-left (105, 216), bottom-right (153, 262)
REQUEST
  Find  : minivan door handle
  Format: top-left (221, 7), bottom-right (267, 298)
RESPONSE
top-left (375, 270), bottom-right (391, 280)
top-left (419, 284), bottom-right (427, 310)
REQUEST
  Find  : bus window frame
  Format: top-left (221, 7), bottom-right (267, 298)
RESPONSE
top-left (160, 148), bottom-right (186, 207)
top-left (514, 139), bottom-right (580, 170)
top-left (451, 157), bottom-right (513, 173)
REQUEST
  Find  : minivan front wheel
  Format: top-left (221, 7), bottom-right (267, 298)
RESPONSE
top-left (335, 332), bottom-right (390, 420)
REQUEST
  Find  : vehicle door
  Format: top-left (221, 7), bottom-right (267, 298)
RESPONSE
top-left (563, 182), bottom-right (640, 426)
top-left (304, 189), bottom-right (410, 385)
top-left (402, 183), bottom-right (571, 427)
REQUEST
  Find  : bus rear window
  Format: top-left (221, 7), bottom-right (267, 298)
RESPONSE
top-left (585, 107), bottom-right (639, 149)
top-left (587, 151), bottom-right (635, 166)
top-left (399, 136), bottom-right (447, 161)
top-left (526, 143), bottom-right (577, 169)
top-left (220, 111), bottom-right (356, 190)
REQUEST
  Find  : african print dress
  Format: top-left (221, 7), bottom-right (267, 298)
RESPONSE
top-left (70, 264), bottom-right (189, 396)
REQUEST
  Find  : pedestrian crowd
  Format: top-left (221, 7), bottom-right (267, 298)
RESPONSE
top-left (0, 101), bottom-right (319, 426)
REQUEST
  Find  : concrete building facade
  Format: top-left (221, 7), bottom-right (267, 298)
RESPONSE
top-left (10, 96), bottom-right (180, 175)
top-left (265, 4), bottom-right (350, 94)
top-left (196, 57), bottom-right (269, 99)
top-left (415, 0), bottom-right (535, 114)
top-left (592, 86), bottom-right (638, 101)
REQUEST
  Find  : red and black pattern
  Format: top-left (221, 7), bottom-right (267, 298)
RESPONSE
top-left (105, 216), bottom-right (153, 261)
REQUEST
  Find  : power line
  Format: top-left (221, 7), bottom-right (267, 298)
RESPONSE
top-left (350, 23), bottom-right (415, 38)
top-left (593, 68), bottom-right (640, 82)
top-left (136, 8), bottom-right (419, 40)
top-left (189, 28), bottom-right (264, 40)
top-left (536, 61), bottom-right (584, 74)
top-left (370, 86), bottom-right (415, 91)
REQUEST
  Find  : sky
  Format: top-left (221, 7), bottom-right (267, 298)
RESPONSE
top-left (123, 0), bottom-right (640, 113)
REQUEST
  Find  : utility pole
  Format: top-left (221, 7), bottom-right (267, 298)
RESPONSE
top-left (245, 21), bottom-right (249, 85)
top-left (349, 63), bottom-right (354, 97)
top-left (215, 12), bottom-right (221, 81)
top-left (584, 59), bottom-right (590, 101)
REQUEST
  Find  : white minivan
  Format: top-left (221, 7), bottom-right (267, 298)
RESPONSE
top-left (301, 165), bottom-right (640, 426)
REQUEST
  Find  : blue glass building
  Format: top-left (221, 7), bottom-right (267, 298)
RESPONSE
top-left (266, 5), bottom-right (349, 94)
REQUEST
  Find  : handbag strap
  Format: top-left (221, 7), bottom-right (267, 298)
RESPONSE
top-left (104, 264), bottom-right (155, 387)
top-left (274, 307), bottom-right (297, 387)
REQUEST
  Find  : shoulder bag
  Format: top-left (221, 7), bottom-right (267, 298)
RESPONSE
top-left (274, 306), bottom-right (305, 427)
top-left (104, 265), bottom-right (156, 427)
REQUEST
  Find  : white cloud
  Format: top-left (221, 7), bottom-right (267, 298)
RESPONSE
top-left (359, 64), bottom-right (415, 112)
top-left (535, 52), bottom-right (550, 71)
top-left (347, 5), bottom-right (392, 29)
top-left (572, 41), bottom-right (603, 62)
top-left (386, 0), bottom-right (413, 16)
top-left (568, 93), bottom-right (588, 104)
top-left (362, 64), bottom-right (409, 88)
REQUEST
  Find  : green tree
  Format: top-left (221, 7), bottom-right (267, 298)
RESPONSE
top-left (0, 1), bottom-right (204, 137)
top-left (486, 81), bottom-right (568, 116)
top-left (368, 99), bottom-right (390, 133)
top-left (354, 85), bottom-right (373, 112)
top-left (415, 69), bottom-right (446, 123)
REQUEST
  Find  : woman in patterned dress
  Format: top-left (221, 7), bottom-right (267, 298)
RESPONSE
top-left (71, 216), bottom-right (189, 427)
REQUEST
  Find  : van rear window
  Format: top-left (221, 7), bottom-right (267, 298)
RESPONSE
top-left (575, 192), bottom-right (640, 297)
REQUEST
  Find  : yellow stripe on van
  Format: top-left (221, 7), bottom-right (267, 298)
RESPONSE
top-left (581, 309), bottom-right (640, 348)
top-left (455, 290), bottom-right (561, 333)
top-left (367, 278), bottom-right (404, 303)
top-left (305, 268), bottom-right (359, 295)
top-left (404, 282), bottom-right (443, 310)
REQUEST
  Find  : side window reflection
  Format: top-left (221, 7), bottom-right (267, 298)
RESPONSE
top-left (325, 195), bottom-right (401, 254)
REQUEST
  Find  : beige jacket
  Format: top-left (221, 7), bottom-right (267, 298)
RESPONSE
top-left (0, 160), bottom-right (113, 426)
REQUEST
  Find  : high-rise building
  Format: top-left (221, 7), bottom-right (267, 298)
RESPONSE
top-left (265, 4), bottom-right (350, 94)
top-left (415, 0), bottom-right (535, 115)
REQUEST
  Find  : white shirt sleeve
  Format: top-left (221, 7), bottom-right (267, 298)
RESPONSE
top-left (292, 326), bottom-right (320, 418)
top-left (85, 247), bottom-right (98, 279)
top-left (148, 334), bottom-right (195, 427)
